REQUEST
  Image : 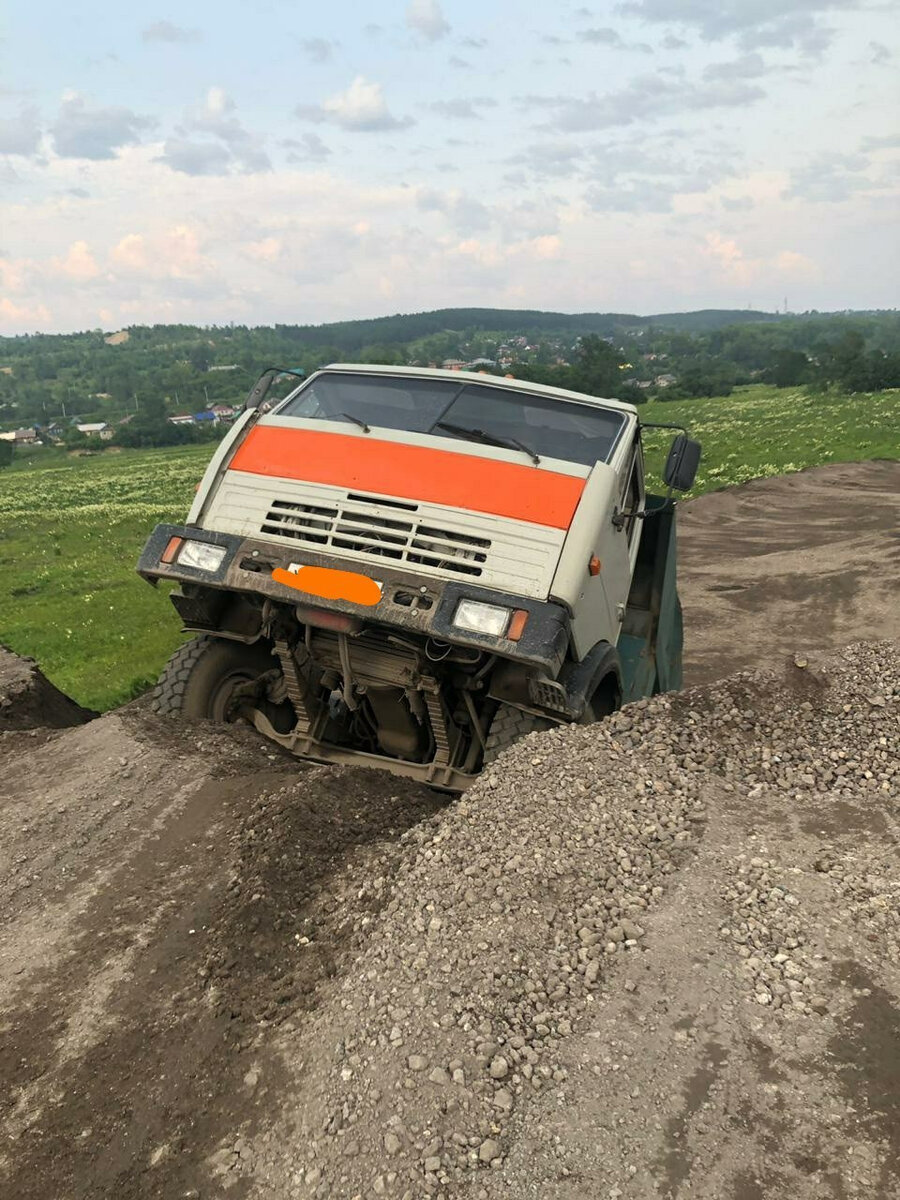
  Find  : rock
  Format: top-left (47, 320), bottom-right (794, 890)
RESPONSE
top-left (488, 1055), bottom-right (509, 1079)
top-left (478, 1139), bottom-right (502, 1164)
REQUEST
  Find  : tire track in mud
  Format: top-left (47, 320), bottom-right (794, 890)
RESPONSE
top-left (0, 724), bottom-right (443, 1200)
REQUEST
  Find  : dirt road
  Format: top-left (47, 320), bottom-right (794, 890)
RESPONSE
top-left (0, 461), bottom-right (897, 1200)
top-left (678, 459), bottom-right (900, 684)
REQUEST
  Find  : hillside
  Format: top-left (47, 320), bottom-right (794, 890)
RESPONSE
top-left (1, 307), bottom-right (897, 434)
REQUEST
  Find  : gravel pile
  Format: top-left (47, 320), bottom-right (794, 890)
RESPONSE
top-left (237, 641), bottom-right (898, 1200)
top-left (719, 855), bottom-right (827, 1014)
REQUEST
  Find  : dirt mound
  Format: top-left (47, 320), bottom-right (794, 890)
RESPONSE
top-left (678, 459), bottom-right (900, 686)
top-left (0, 645), bottom-right (95, 731)
top-left (233, 641), bottom-right (897, 1200)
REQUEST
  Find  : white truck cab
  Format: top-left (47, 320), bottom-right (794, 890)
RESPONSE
top-left (139, 365), bottom-right (699, 789)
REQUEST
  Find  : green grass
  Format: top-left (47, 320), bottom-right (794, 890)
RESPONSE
top-left (0, 386), bottom-right (897, 711)
top-left (638, 383), bottom-right (899, 493)
top-left (0, 444), bottom-right (213, 711)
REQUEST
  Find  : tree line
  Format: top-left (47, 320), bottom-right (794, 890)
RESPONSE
top-left (0, 309), bottom-right (896, 452)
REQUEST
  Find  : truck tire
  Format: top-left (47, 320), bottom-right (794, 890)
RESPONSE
top-left (482, 704), bottom-right (555, 764)
top-left (152, 635), bottom-right (276, 723)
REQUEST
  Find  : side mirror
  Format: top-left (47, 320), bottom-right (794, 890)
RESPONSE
top-left (243, 368), bottom-right (277, 412)
top-left (242, 366), bottom-right (306, 412)
top-left (663, 434), bottom-right (701, 492)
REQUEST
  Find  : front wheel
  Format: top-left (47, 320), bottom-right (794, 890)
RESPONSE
top-left (482, 704), bottom-right (555, 764)
top-left (152, 635), bottom-right (277, 723)
top-left (482, 675), bottom-right (621, 765)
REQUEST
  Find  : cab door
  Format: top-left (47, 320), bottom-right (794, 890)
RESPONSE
top-left (567, 436), bottom-right (644, 659)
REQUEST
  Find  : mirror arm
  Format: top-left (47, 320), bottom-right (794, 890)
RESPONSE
top-left (639, 421), bottom-right (687, 435)
top-left (612, 497), bottom-right (674, 529)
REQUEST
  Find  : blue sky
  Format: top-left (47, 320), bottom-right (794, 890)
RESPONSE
top-left (1, 1), bottom-right (898, 333)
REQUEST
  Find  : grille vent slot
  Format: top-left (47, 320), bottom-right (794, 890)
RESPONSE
top-left (260, 492), bottom-right (491, 576)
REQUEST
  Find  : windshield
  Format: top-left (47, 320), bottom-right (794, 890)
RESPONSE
top-left (277, 372), bottom-right (627, 467)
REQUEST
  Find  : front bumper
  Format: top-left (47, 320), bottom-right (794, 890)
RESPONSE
top-left (138, 523), bottom-right (569, 674)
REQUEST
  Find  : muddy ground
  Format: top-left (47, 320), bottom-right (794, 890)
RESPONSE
top-left (678, 459), bottom-right (900, 685)
top-left (0, 460), bottom-right (897, 1200)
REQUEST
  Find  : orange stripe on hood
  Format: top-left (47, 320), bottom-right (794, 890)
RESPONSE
top-left (229, 425), bottom-right (585, 529)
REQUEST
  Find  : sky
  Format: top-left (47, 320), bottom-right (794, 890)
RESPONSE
top-left (1, 1), bottom-right (898, 335)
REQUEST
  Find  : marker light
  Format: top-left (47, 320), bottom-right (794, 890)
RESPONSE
top-left (507, 610), bottom-right (529, 641)
top-left (160, 536), bottom-right (183, 564)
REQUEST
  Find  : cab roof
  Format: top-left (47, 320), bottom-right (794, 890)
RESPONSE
top-left (317, 363), bottom-right (639, 418)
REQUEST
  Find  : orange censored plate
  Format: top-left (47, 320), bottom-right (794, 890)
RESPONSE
top-left (230, 425), bottom-right (585, 529)
top-left (272, 565), bottom-right (382, 606)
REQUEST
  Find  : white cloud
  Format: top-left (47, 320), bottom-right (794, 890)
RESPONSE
top-left (578, 27), bottom-right (624, 47)
top-left (617, 0), bottom-right (851, 49)
top-left (300, 37), bottom-right (337, 63)
top-left (111, 233), bottom-right (150, 272)
top-left (868, 40), bottom-right (891, 65)
top-left (416, 187), bottom-right (493, 233)
top-left (282, 132), bottom-right (332, 163)
top-left (245, 237), bottom-right (282, 263)
top-left (0, 256), bottom-right (30, 293)
top-left (705, 231), bottom-right (743, 265)
top-left (0, 106), bottom-right (42, 156)
top-left (50, 94), bottom-right (154, 160)
top-left (157, 88), bottom-right (270, 174)
top-left (526, 74), bottom-right (766, 132)
top-left (429, 97), bottom-right (497, 119)
top-left (157, 139), bottom-right (233, 176)
top-left (111, 225), bottom-right (213, 279)
top-left (702, 52), bottom-right (768, 82)
top-left (0, 296), bottom-right (52, 326)
top-left (406, 0), bottom-right (451, 41)
top-left (775, 249), bottom-right (818, 277)
top-left (299, 76), bottom-right (414, 132)
top-left (53, 240), bottom-right (101, 280)
top-left (141, 21), bottom-right (201, 45)
top-left (785, 151), bottom-right (873, 202)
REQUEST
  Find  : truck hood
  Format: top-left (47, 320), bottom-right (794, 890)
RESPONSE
top-left (192, 418), bottom-right (590, 601)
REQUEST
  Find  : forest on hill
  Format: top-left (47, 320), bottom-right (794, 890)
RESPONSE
top-left (0, 307), bottom-right (897, 451)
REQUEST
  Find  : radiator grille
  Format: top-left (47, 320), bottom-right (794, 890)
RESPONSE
top-left (261, 492), bottom-right (490, 577)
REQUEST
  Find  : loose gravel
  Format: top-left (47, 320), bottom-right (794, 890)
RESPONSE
top-left (234, 641), bottom-right (898, 1200)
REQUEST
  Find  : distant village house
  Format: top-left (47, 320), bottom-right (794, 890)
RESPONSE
top-left (0, 428), bottom-right (38, 445)
top-left (76, 422), bottom-right (114, 440)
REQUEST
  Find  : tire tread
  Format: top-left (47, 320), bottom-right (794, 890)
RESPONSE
top-left (151, 635), bottom-right (214, 717)
top-left (483, 704), bottom-right (555, 764)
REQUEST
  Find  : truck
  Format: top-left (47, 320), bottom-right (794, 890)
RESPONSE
top-left (137, 364), bottom-right (700, 790)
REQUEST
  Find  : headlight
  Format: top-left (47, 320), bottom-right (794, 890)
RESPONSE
top-left (453, 599), bottom-right (511, 637)
top-left (177, 540), bottom-right (227, 572)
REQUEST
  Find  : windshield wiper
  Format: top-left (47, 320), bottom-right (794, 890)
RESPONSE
top-left (435, 421), bottom-right (541, 465)
top-left (340, 411), bottom-right (370, 433)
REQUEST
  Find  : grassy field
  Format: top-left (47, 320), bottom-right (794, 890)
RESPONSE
top-left (0, 444), bottom-right (214, 711)
top-left (1, 384), bottom-right (896, 711)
